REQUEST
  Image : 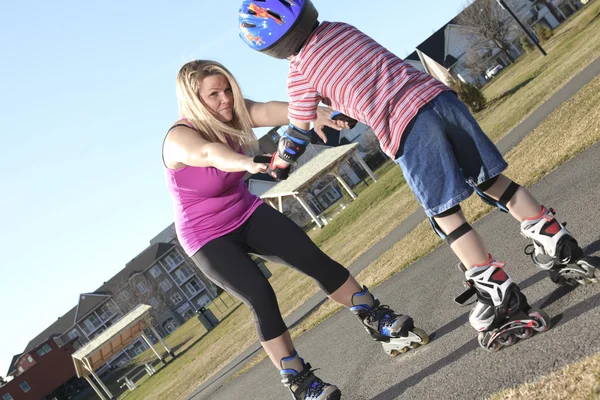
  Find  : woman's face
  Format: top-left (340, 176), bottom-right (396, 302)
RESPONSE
top-left (199, 74), bottom-right (234, 122)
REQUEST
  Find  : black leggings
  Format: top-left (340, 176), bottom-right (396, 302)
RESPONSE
top-left (190, 203), bottom-right (350, 341)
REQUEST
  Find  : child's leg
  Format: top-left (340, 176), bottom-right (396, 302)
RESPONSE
top-left (479, 174), bottom-right (542, 220)
top-left (394, 93), bottom-right (550, 350)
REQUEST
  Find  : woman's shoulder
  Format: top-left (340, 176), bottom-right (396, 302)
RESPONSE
top-left (168, 118), bottom-right (195, 133)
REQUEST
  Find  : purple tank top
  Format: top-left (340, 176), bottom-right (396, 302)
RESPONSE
top-left (164, 123), bottom-right (262, 256)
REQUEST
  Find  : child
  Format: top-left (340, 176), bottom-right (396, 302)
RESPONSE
top-left (238, 0), bottom-right (598, 355)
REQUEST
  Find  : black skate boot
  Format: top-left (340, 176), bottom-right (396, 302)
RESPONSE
top-left (350, 286), bottom-right (429, 356)
top-left (280, 351), bottom-right (341, 400)
top-left (455, 256), bottom-right (551, 351)
top-left (520, 206), bottom-right (600, 286)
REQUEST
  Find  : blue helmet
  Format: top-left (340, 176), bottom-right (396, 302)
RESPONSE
top-left (238, 0), bottom-right (319, 59)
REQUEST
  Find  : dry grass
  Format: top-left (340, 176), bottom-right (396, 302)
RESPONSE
top-left (477, 0), bottom-right (600, 143)
top-left (486, 353), bottom-right (600, 400)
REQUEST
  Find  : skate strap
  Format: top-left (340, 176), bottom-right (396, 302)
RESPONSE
top-left (288, 363), bottom-right (322, 396)
top-left (454, 286), bottom-right (476, 305)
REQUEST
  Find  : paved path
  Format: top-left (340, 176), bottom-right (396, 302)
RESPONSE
top-left (188, 56), bottom-right (600, 400)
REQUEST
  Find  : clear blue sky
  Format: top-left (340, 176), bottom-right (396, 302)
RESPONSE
top-left (0, 0), bottom-right (467, 375)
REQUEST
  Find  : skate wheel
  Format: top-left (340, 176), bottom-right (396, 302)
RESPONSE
top-left (386, 347), bottom-right (408, 357)
top-left (413, 328), bottom-right (430, 346)
top-left (498, 333), bottom-right (516, 347)
top-left (478, 332), bottom-right (501, 352)
top-left (528, 309), bottom-right (551, 332)
top-left (515, 327), bottom-right (534, 340)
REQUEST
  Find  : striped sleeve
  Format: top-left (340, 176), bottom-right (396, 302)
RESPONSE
top-left (287, 68), bottom-right (321, 122)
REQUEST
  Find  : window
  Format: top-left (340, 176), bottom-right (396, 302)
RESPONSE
top-left (97, 302), bottom-right (117, 322)
top-left (136, 282), bottom-right (148, 294)
top-left (150, 265), bottom-right (162, 278)
top-left (159, 279), bottom-right (173, 292)
top-left (171, 292), bottom-right (183, 305)
top-left (174, 268), bottom-right (190, 284)
top-left (36, 343), bottom-right (52, 356)
top-left (27, 355), bottom-right (33, 363)
top-left (20, 381), bottom-right (31, 393)
top-left (149, 297), bottom-right (160, 308)
top-left (82, 314), bottom-right (102, 335)
top-left (18, 366), bottom-right (24, 374)
top-left (163, 251), bottom-right (184, 270)
top-left (68, 329), bottom-right (80, 340)
top-left (121, 290), bottom-right (132, 300)
top-left (185, 279), bottom-right (202, 295)
top-left (3, 393), bottom-right (14, 400)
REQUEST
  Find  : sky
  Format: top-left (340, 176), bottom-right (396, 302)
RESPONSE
top-left (0, 0), bottom-right (468, 376)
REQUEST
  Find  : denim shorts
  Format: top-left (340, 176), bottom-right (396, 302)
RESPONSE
top-left (394, 91), bottom-right (507, 217)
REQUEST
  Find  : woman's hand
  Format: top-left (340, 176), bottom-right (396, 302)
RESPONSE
top-left (242, 157), bottom-right (269, 174)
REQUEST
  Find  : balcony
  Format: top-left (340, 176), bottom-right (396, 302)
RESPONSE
top-left (163, 251), bottom-right (185, 272)
top-left (172, 267), bottom-right (195, 286)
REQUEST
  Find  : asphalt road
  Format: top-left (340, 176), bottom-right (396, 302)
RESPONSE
top-left (202, 139), bottom-right (600, 400)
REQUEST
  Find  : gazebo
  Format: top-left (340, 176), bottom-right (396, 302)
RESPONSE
top-left (260, 143), bottom-right (378, 228)
top-left (71, 304), bottom-right (175, 400)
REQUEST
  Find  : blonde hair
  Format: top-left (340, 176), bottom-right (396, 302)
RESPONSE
top-left (175, 60), bottom-right (257, 153)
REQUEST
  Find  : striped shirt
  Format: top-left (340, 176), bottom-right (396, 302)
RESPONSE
top-left (288, 21), bottom-right (452, 158)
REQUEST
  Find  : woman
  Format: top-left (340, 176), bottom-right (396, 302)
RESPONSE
top-left (162, 60), bottom-right (427, 400)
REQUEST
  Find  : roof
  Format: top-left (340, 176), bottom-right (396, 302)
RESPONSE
top-left (72, 304), bottom-right (153, 377)
top-left (6, 354), bottom-right (22, 376)
top-left (416, 24), bottom-right (448, 66)
top-left (260, 143), bottom-right (359, 199)
top-left (73, 293), bottom-right (111, 325)
top-left (405, 50), bottom-right (420, 61)
top-left (21, 242), bottom-right (175, 357)
top-left (22, 306), bottom-right (78, 354)
top-left (150, 223), bottom-right (177, 245)
top-left (95, 242), bottom-right (175, 294)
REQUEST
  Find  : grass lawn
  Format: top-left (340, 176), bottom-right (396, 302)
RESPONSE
top-left (94, 3), bottom-right (600, 399)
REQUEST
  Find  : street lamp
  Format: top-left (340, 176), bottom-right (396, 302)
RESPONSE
top-left (496, 0), bottom-right (547, 56)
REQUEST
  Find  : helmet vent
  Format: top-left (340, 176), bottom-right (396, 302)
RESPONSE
top-left (278, 0), bottom-right (294, 9)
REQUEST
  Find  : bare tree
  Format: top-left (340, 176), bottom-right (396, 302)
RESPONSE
top-left (361, 128), bottom-right (385, 157)
top-left (463, 44), bottom-right (493, 77)
top-left (111, 272), bottom-right (172, 323)
top-left (457, 0), bottom-right (519, 64)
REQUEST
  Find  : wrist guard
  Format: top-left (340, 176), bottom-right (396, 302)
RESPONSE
top-left (277, 124), bottom-right (311, 164)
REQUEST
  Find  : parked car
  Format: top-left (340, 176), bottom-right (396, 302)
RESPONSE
top-left (485, 64), bottom-right (504, 80)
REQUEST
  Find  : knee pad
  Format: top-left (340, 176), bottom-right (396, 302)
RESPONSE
top-left (475, 178), bottom-right (520, 213)
top-left (429, 205), bottom-right (473, 245)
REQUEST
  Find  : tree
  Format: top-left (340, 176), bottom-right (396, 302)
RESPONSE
top-left (111, 272), bottom-right (172, 323)
top-left (463, 45), bottom-right (492, 78)
top-left (457, 0), bottom-right (519, 64)
top-left (361, 128), bottom-right (386, 157)
top-left (449, 77), bottom-right (487, 112)
top-left (536, 0), bottom-right (565, 23)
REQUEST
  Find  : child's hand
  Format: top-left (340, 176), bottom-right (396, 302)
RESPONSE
top-left (315, 107), bottom-right (352, 141)
top-left (270, 153), bottom-right (290, 178)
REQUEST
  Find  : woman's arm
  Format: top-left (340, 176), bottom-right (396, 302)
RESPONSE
top-left (245, 99), bottom-right (349, 136)
top-left (245, 99), bottom-right (289, 128)
top-left (164, 126), bottom-right (267, 174)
